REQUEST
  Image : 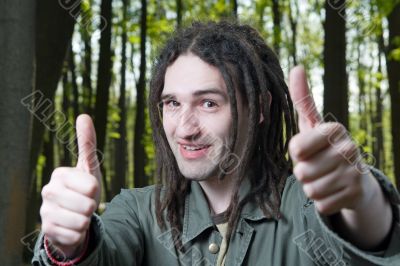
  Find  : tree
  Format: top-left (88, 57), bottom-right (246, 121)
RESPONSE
top-left (94, 0), bottom-right (113, 199)
top-left (386, 3), bottom-right (400, 188)
top-left (272, 0), bottom-right (282, 57)
top-left (23, 0), bottom-right (80, 262)
top-left (323, 0), bottom-right (349, 128)
top-left (288, 0), bottom-right (299, 66)
top-left (112, 0), bottom-right (128, 197)
top-left (0, 1), bottom-right (35, 264)
top-left (134, 0), bottom-right (148, 188)
top-left (68, 46), bottom-right (80, 120)
top-left (373, 36), bottom-right (384, 170)
top-left (61, 68), bottom-right (72, 166)
top-left (231, 0), bottom-right (238, 18)
top-left (176, 0), bottom-right (183, 28)
top-left (81, 0), bottom-right (94, 115)
top-left (29, 0), bottom-right (80, 181)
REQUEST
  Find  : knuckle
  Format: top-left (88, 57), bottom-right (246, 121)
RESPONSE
top-left (332, 122), bottom-right (345, 134)
top-left (327, 123), bottom-right (346, 143)
top-left (83, 200), bottom-right (97, 216)
top-left (289, 139), bottom-right (304, 159)
top-left (51, 167), bottom-right (72, 182)
top-left (41, 222), bottom-right (54, 236)
top-left (39, 204), bottom-right (48, 218)
top-left (339, 140), bottom-right (355, 156)
top-left (77, 217), bottom-right (90, 231)
top-left (41, 185), bottom-right (51, 199)
top-left (86, 179), bottom-right (99, 198)
top-left (305, 185), bottom-right (316, 198)
top-left (51, 167), bottom-right (63, 180)
top-left (294, 163), bottom-right (306, 181)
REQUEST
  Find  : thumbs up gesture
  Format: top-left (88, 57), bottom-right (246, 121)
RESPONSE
top-left (288, 66), bottom-right (376, 216)
top-left (40, 114), bottom-right (101, 258)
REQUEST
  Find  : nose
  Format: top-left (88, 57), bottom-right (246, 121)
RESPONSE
top-left (175, 107), bottom-right (201, 139)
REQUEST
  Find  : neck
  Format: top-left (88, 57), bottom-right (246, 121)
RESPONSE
top-left (198, 175), bottom-right (236, 215)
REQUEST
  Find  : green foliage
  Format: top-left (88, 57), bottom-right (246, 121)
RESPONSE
top-left (39, 0), bottom-right (399, 196)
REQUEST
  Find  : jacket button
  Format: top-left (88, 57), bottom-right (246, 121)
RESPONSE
top-left (208, 243), bottom-right (219, 254)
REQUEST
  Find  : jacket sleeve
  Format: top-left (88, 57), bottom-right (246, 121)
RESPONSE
top-left (32, 189), bottom-right (144, 266)
top-left (303, 167), bottom-right (400, 266)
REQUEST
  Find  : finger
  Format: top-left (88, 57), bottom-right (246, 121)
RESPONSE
top-left (289, 122), bottom-right (347, 161)
top-left (314, 186), bottom-right (353, 215)
top-left (293, 147), bottom-right (342, 183)
top-left (48, 207), bottom-right (91, 233)
top-left (302, 165), bottom-right (351, 199)
top-left (49, 167), bottom-right (100, 199)
top-left (289, 125), bottom-right (330, 161)
top-left (50, 187), bottom-right (97, 216)
top-left (76, 114), bottom-right (100, 175)
top-left (289, 66), bottom-right (322, 131)
top-left (43, 223), bottom-right (86, 248)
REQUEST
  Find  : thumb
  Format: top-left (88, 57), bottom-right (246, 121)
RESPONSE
top-left (75, 114), bottom-right (101, 177)
top-left (289, 65), bottom-right (322, 131)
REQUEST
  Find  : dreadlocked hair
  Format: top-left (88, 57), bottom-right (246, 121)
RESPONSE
top-left (148, 21), bottom-right (297, 252)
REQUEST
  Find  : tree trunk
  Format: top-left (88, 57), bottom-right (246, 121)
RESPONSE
top-left (176, 0), bottom-right (182, 29)
top-left (323, 0), bottom-right (349, 128)
top-left (272, 0), bottom-right (281, 58)
top-left (374, 31), bottom-right (386, 171)
top-left (30, 0), bottom-right (79, 182)
top-left (62, 69), bottom-right (72, 166)
top-left (81, 0), bottom-right (93, 115)
top-left (94, 0), bottom-right (113, 199)
top-left (386, 4), bottom-right (400, 188)
top-left (231, 0), bottom-right (238, 18)
top-left (24, 1), bottom-right (79, 259)
top-left (134, 0), bottom-right (148, 188)
top-left (288, 0), bottom-right (298, 66)
top-left (373, 47), bottom-right (384, 170)
top-left (356, 39), bottom-right (367, 137)
top-left (0, 1), bottom-right (35, 264)
top-left (68, 46), bottom-right (80, 120)
top-left (112, 0), bottom-right (128, 197)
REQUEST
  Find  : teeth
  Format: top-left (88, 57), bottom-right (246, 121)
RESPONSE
top-left (183, 145), bottom-right (205, 151)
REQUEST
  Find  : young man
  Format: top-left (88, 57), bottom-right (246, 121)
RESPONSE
top-left (33, 21), bottom-right (400, 265)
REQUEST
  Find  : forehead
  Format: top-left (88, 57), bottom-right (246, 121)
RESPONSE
top-left (163, 53), bottom-right (227, 97)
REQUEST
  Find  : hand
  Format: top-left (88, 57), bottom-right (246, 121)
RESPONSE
top-left (288, 66), bottom-right (375, 215)
top-left (40, 114), bottom-right (102, 258)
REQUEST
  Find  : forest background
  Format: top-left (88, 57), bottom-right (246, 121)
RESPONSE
top-left (0, 0), bottom-right (399, 264)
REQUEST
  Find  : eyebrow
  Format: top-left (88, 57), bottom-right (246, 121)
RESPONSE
top-left (161, 88), bottom-right (228, 101)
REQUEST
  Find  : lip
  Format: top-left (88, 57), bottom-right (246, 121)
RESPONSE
top-left (178, 143), bottom-right (210, 160)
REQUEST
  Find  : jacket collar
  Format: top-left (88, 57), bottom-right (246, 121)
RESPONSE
top-left (181, 178), bottom-right (267, 244)
top-left (181, 180), bottom-right (214, 245)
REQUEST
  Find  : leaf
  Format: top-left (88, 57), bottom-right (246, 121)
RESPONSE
top-left (109, 132), bottom-right (121, 139)
top-left (389, 48), bottom-right (400, 61)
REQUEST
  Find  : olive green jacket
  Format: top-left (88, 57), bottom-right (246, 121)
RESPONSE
top-left (32, 168), bottom-right (400, 265)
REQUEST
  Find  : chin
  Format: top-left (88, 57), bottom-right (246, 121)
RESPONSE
top-left (178, 164), bottom-right (220, 181)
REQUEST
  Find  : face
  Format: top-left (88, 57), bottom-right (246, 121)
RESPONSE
top-left (162, 53), bottom-right (248, 181)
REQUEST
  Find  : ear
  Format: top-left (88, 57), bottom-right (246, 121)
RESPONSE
top-left (259, 91), bottom-right (272, 124)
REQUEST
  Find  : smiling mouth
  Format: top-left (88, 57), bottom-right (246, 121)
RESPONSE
top-left (182, 144), bottom-right (209, 151)
top-left (179, 144), bottom-right (210, 159)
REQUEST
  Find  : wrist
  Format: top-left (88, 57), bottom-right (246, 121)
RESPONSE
top-left (44, 231), bottom-right (89, 265)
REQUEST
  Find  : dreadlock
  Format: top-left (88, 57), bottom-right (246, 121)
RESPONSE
top-left (148, 21), bottom-right (297, 252)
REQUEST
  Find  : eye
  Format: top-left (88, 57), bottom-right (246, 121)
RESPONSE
top-left (202, 100), bottom-right (217, 109)
top-left (163, 100), bottom-right (180, 110)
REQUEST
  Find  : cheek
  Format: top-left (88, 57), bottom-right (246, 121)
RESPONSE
top-left (202, 114), bottom-right (232, 140)
top-left (162, 117), bottom-right (175, 138)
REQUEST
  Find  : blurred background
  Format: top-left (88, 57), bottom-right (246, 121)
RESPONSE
top-left (0, 0), bottom-right (399, 264)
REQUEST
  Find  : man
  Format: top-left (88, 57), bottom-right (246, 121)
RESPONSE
top-left (33, 21), bottom-right (400, 265)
